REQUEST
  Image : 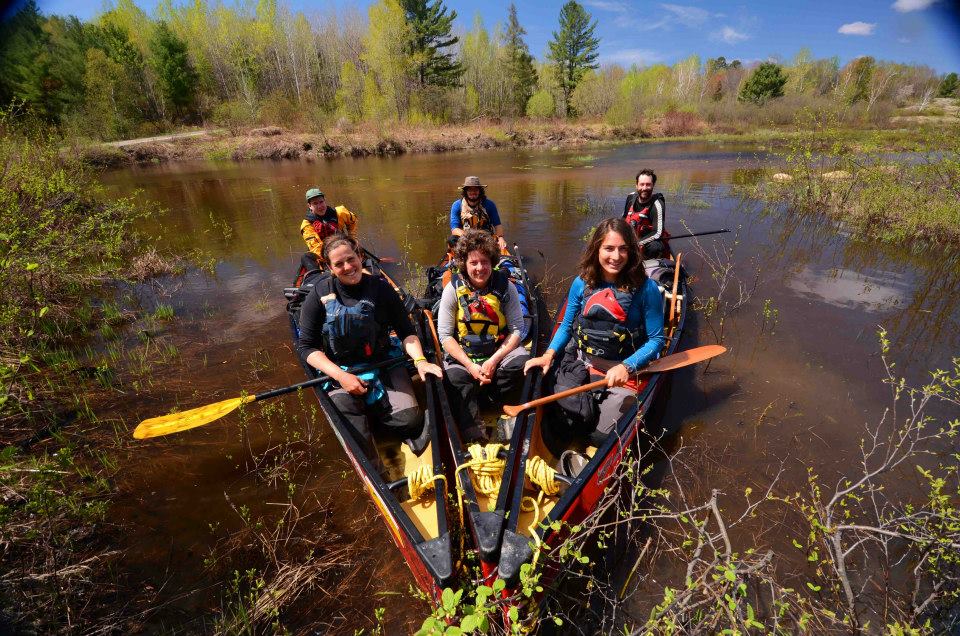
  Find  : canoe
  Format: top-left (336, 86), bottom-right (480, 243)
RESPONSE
top-left (284, 256), bottom-right (455, 603)
top-left (418, 247), bottom-right (550, 580)
top-left (497, 254), bottom-right (690, 605)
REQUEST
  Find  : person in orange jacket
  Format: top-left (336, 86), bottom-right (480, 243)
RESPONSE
top-left (299, 187), bottom-right (358, 268)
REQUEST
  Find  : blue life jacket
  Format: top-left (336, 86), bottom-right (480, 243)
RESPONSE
top-left (319, 276), bottom-right (389, 365)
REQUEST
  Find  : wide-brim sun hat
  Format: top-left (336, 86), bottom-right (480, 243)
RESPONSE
top-left (458, 176), bottom-right (487, 191)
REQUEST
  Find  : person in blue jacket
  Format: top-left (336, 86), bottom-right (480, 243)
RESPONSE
top-left (450, 176), bottom-right (507, 251)
top-left (524, 217), bottom-right (665, 458)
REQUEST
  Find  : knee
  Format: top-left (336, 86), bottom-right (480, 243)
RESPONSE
top-left (389, 405), bottom-right (423, 432)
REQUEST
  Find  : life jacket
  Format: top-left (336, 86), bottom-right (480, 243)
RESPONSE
top-left (459, 198), bottom-right (492, 232)
top-left (453, 269), bottom-right (510, 361)
top-left (575, 286), bottom-right (644, 360)
top-left (305, 208), bottom-right (340, 241)
top-left (623, 192), bottom-right (666, 238)
top-left (319, 276), bottom-right (388, 365)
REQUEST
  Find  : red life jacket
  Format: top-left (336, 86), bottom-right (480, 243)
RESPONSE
top-left (306, 210), bottom-right (340, 240)
top-left (623, 192), bottom-right (665, 237)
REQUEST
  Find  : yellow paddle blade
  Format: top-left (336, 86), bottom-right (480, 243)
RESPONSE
top-left (133, 394), bottom-right (256, 439)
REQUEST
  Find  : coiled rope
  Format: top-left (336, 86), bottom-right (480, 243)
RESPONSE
top-left (406, 464), bottom-right (447, 501)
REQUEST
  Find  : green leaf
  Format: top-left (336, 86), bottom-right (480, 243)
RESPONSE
top-left (508, 606), bottom-right (519, 623)
top-left (25, 262), bottom-right (39, 271)
top-left (806, 582), bottom-right (822, 592)
top-left (724, 568), bottom-right (736, 582)
top-left (459, 615), bottom-right (479, 632)
top-left (493, 579), bottom-right (506, 592)
top-left (442, 587), bottom-right (456, 610)
top-left (38, 306), bottom-right (49, 318)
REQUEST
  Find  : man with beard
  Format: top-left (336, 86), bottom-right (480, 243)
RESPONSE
top-left (623, 169), bottom-right (670, 258)
top-left (450, 176), bottom-right (507, 251)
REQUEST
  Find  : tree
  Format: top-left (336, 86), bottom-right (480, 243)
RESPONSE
top-left (937, 72), bottom-right (959, 98)
top-left (149, 21), bottom-right (198, 120)
top-left (400, 0), bottom-right (461, 88)
top-left (0, 1), bottom-right (45, 108)
top-left (362, 0), bottom-right (413, 119)
top-left (547, 0), bottom-right (599, 116)
top-left (738, 62), bottom-right (787, 104)
top-left (503, 3), bottom-right (537, 117)
top-left (840, 56), bottom-right (874, 104)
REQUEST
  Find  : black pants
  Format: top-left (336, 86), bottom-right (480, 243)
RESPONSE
top-left (443, 347), bottom-right (529, 441)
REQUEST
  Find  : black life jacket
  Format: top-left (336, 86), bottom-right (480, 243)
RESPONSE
top-left (623, 192), bottom-right (665, 238)
top-left (319, 276), bottom-right (388, 364)
top-left (452, 269), bottom-right (510, 361)
top-left (575, 285), bottom-right (644, 360)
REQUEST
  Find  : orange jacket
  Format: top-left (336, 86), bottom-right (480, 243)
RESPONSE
top-left (299, 205), bottom-right (358, 259)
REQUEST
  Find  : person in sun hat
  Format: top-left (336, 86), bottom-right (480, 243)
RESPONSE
top-left (449, 176), bottom-right (507, 251)
top-left (299, 187), bottom-right (359, 268)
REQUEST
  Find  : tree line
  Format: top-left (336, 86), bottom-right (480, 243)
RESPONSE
top-left (0, 0), bottom-right (957, 141)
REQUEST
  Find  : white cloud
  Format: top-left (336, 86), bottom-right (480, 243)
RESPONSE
top-left (892, 0), bottom-right (937, 12)
top-left (838, 21), bottom-right (876, 35)
top-left (584, 0), bottom-right (630, 11)
top-left (660, 3), bottom-right (712, 27)
top-left (599, 48), bottom-right (665, 66)
top-left (710, 26), bottom-right (750, 44)
top-left (897, 36), bottom-right (912, 43)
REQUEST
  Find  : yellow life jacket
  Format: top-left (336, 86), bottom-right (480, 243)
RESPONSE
top-left (454, 270), bottom-right (509, 361)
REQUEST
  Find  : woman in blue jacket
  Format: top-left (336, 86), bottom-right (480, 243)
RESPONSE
top-left (524, 217), bottom-right (665, 452)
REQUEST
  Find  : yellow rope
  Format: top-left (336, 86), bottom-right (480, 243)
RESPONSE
top-left (406, 464), bottom-right (447, 501)
top-left (524, 455), bottom-right (561, 496)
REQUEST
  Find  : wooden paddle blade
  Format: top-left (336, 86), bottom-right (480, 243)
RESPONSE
top-left (503, 404), bottom-right (523, 417)
top-left (644, 344), bottom-right (726, 373)
top-left (133, 394), bottom-right (256, 439)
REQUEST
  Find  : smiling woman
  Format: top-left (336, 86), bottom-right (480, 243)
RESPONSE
top-left (524, 217), bottom-right (665, 453)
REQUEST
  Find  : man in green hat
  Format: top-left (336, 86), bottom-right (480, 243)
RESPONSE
top-left (299, 187), bottom-right (359, 263)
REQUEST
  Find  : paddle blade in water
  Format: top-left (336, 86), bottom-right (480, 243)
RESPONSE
top-left (133, 395), bottom-right (256, 439)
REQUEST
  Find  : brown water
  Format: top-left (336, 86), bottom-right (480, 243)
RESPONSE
top-left (99, 141), bottom-right (960, 631)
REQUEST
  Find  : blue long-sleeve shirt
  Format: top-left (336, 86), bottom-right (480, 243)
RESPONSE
top-left (548, 276), bottom-right (665, 371)
top-left (450, 198), bottom-right (502, 231)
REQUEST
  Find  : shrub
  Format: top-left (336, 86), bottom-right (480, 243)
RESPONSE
top-left (0, 110), bottom-right (152, 423)
top-left (211, 99), bottom-right (256, 134)
top-left (526, 90), bottom-right (556, 119)
top-left (658, 110), bottom-right (706, 136)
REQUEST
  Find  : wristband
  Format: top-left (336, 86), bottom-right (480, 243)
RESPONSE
top-left (412, 356), bottom-right (427, 366)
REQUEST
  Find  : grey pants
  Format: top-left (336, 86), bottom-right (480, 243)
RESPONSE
top-left (329, 365), bottom-right (423, 463)
top-left (443, 346), bottom-right (530, 441)
top-left (543, 349), bottom-right (638, 454)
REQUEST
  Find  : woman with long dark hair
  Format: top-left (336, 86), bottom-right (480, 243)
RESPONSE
top-left (524, 218), bottom-right (666, 460)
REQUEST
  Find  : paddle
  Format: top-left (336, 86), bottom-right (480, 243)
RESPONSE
top-left (133, 356), bottom-right (406, 439)
top-left (668, 228), bottom-right (730, 240)
top-left (362, 247), bottom-right (397, 264)
top-left (502, 345), bottom-right (726, 417)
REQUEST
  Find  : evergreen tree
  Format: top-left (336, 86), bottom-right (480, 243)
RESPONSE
top-left (738, 62), bottom-right (787, 104)
top-left (149, 20), bottom-right (198, 120)
top-left (400, 0), bottom-right (461, 88)
top-left (503, 3), bottom-right (537, 117)
top-left (0, 1), bottom-right (45, 107)
top-left (937, 72), bottom-right (959, 98)
top-left (547, 0), bottom-right (599, 117)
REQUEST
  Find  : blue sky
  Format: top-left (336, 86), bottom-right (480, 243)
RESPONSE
top-left (23, 0), bottom-right (960, 73)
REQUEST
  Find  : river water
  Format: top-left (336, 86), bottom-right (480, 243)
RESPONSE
top-left (99, 141), bottom-right (960, 631)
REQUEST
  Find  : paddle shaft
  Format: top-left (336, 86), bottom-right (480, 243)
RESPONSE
top-left (504, 345), bottom-right (726, 416)
top-left (255, 356), bottom-right (406, 402)
top-left (668, 228), bottom-right (730, 240)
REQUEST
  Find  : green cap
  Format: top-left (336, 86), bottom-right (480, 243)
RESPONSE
top-left (305, 188), bottom-right (325, 202)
